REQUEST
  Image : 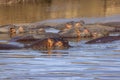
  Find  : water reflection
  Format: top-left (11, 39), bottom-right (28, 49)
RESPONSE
top-left (0, 39), bottom-right (120, 80)
top-left (0, 0), bottom-right (120, 25)
top-left (40, 50), bottom-right (69, 57)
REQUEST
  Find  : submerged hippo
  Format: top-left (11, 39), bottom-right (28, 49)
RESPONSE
top-left (10, 32), bottom-right (61, 44)
top-left (10, 35), bottom-right (40, 44)
top-left (0, 44), bottom-right (22, 50)
top-left (85, 36), bottom-right (120, 44)
top-left (0, 24), bottom-right (16, 33)
top-left (59, 21), bottom-right (92, 38)
top-left (29, 37), bottom-right (70, 50)
top-left (9, 34), bottom-right (71, 50)
top-left (84, 24), bottom-right (111, 38)
top-left (100, 22), bottom-right (120, 32)
top-left (0, 37), bottom-right (70, 50)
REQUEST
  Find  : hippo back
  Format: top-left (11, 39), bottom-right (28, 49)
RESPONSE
top-left (85, 36), bottom-right (120, 44)
top-left (0, 44), bottom-right (22, 50)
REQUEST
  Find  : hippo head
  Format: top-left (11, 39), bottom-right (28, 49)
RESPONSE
top-left (31, 38), bottom-right (70, 50)
top-left (10, 27), bottom-right (16, 34)
top-left (17, 26), bottom-right (24, 33)
top-left (53, 38), bottom-right (70, 49)
top-left (65, 22), bottom-right (73, 29)
top-left (9, 27), bottom-right (16, 38)
top-left (31, 38), bottom-right (54, 50)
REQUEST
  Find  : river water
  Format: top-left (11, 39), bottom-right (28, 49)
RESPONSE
top-left (0, 0), bottom-right (120, 80)
top-left (0, 33), bottom-right (120, 80)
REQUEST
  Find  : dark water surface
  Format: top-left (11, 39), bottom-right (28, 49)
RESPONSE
top-left (0, 0), bottom-right (120, 25)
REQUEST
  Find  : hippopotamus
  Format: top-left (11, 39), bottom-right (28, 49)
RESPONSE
top-left (58, 21), bottom-right (92, 38)
top-left (100, 22), bottom-right (120, 32)
top-left (50, 20), bottom-right (85, 30)
top-left (28, 37), bottom-right (70, 50)
top-left (85, 36), bottom-right (120, 44)
top-left (83, 24), bottom-right (112, 38)
top-left (0, 24), bottom-right (46, 34)
top-left (101, 22), bottom-right (120, 27)
top-left (10, 35), bottom-right (40, 44)
top-left (59, 28), bottom-right (81, 38)
top-left (0, 37), bottom-right (71, 50)
top-left (0, 24), bottom-right (16, 33)
top-left (28, 27), bottom-right (46, 34)
top-left (0, 44), bottom-right (23, 50)
top-left (10, 32), bottom-right (61, 43)
top-left (9, 33), bottom-right (71, 50)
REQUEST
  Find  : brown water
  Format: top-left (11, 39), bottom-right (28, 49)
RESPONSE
top-left (0, 0), bottom-right (120, 25)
